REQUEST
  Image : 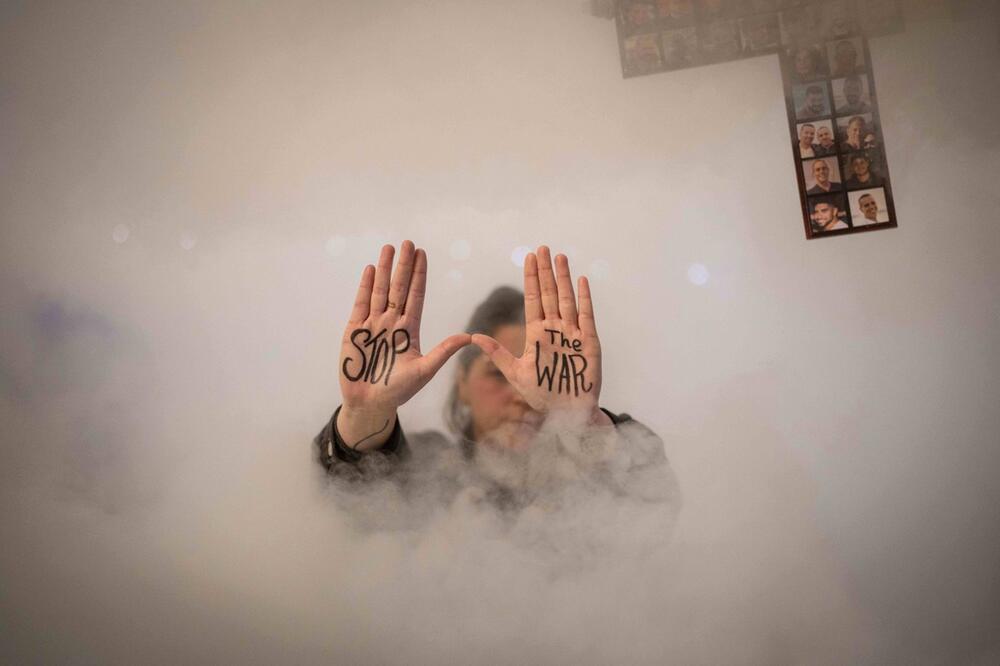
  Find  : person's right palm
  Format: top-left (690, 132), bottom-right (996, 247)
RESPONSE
top-left (339, 241), bottom-right (469, 414)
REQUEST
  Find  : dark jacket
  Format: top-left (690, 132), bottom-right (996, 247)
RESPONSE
top-left (313, 405), bottom-right (682, 520)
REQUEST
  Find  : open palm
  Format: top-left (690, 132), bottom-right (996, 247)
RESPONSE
top-left (472, 246), bottom-right (602, 416)
top-left (340, 241), bottom-right (469, 413)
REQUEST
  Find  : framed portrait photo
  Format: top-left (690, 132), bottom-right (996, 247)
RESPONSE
top-left (848, 187), bottom-right (893, 226)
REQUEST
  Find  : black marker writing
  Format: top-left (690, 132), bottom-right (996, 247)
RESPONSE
top-left (345, 418), bottom-right (391, 452)
top-left (535, 333), bottom-right (591, 397)
top-left (342, 328), bottom-right (410, 385)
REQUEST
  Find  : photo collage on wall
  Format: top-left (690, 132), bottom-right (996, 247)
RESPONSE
top-left (615, 0), bottom-right (904, 239)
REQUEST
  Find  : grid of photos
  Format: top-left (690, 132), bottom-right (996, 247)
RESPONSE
top-left (781, 34), bottom-right (897, 238)
top-left (616, 0), bottom-right (904, 78)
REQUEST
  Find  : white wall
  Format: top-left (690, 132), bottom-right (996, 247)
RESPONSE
top-left (2, 1), bottom-right (998, 664)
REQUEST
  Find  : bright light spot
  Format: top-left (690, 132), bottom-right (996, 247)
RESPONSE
top-left (112, 224), bottom-right (130, 244)
top-left (511, 246), bottom-right (532, 268)
top-left (588, 258), bottom-right (610, 281)
top-left (687, 263), bottom-right (710, 286)
top-left (450, 239), bottom-right (471, 261)
top-left (446, 268), bottom-right (463, 289)
top-left (179, 232), bottom-right (197, 251)
top-left (325, 235), bottom-right (347, 258)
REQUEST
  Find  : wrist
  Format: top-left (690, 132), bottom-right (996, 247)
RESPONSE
top-left (337, 403), bottom-right (398, 452)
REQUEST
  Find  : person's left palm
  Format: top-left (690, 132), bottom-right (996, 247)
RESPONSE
top-left (472, 246), bottom-right (604, 421)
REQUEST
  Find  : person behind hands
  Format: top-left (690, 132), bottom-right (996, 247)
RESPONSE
top-left (314, 241), bottom-right (680, 518)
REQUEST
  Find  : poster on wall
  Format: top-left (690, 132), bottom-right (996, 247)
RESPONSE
top-left (614, 0), bottom-right (903, 239)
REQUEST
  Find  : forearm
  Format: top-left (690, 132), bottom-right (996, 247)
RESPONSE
top-left (336, 403), bottom-right (398, 452)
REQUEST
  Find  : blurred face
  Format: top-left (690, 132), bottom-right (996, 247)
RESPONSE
top-left (458, 324), bottom-right (540, 449)
top-left (848, 118), bottom-right (863, 141)
top-left (835, 41), bottom-right (857, 71)
top-left (844, 79), bottom-right (863, 105)
top-left (852, 156), bottom-right (870, 178)
top-left (860, 195), bottom-right (879, 220)
top-left (817, 126), bottom-right (834, 147)
top-left (795, 48), bottom-right (813, 76)
top-left (807, 90), bottom-right (825, 112)
top-left (627, 2), bottom-right (654, 25)
top-left (799, 124), bottom-right (815, 145)
top-left (813, 160), bottom-right (831, 185)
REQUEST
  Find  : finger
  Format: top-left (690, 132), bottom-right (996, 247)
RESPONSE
top-left (535, 245), bottom-right (559, 320)
top-left (370, 244), bottom-right (395, 316)
top-left (401, 248), bottom-right (427, 335)
top-left (419, 333), bottom-right (472, 380)
top-left (554, 253), bottom-right (579, 328)
top-left (349, 264), bottom-right (375, 324)
top-left (522, 252), bottom-right (543, 324)
top-left (577, 275), bottom-right (598, 340)
top-left (470, 334), bottom-right (517, 378)
top-left (387, 240), bottom-right (415, 316)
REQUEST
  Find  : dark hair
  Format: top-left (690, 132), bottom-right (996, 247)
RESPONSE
top-left (806, 84), bottom-right (824, 95)
top-left (443, 286), bottom-right (525, 442)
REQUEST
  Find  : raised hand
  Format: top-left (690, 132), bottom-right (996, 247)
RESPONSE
top-left (471, 246), bottom-right (609, 426)
top-left (338, 241), bottom-right (470, 450)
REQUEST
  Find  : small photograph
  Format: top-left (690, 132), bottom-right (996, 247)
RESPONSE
top-left (827, 37), bottom-right (866, 77)
top-left (779, 4), bottom-right (824, 47)
top-left (795, 119), bottom-right (837, 159)
top-left (793, 82), bottom-right (831, 120)
top-left (832, 74), bottom-right (872, 114)
top-left (859, 0), bottom-right (904, 37)
top-left (620, 0), bottom-right (659, 33)
top-left (808, 192), bottom-right (851, 234)
top-left (786, 43), bottom-right (829, 82)
top-left (841, 150), bottom-right (885, 189)
top-left (695, 0), bottom-right (734, 21)
top-left (740, 13), bottom-right (782, 53)
top-left (751, 0), bottom-right (780, 12)
top-left (699, 19), bottom-right (742, 62)
top-left (836, 113), bottom-right (877, 151)
top-left (661, 27), bottom-right (698, 69)
top-left (848, 187), bottom-right (891, 226)
top-left (623, 33), bottom-right (663, 74)
top-left (656, 0), bottom-right (695, 25)
top-left (821, 0), bottom-right (859, 40)
top-left (803, 156), bottom-right (843, 195)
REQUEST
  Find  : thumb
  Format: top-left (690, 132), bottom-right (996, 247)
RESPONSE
top-left (419, 333), bottom-right (472, 379)
top-left (471, 334), bottom-right (517, 378)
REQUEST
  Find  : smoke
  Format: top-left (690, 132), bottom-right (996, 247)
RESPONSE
top-left (3, 0), bottom-right (999, 664)
top-left (0, 283), bottom-right (867, 664)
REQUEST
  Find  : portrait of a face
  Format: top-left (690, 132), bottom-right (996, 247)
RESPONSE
top-left (803, 157), bottom-right (842, 193)
top-left (833, 75), bottom-right (872, 114)
top-left (849, 187), bottom-right (891, 225)
top-left (836, 113), bottom-right (876, 149)
top-left (789, 45), bottom-right (828, 82)
top-left (793, 83), bottom-right (831, 120)
top-left (823, 0), bottom-right (859, 39)
top-left (741, 13), bottom-right (781, 53)
top-left (809, 193), bottom-right (850, 233)
top-left (829, 38), bottom-right (865, 77)
top-left (816, 123), bottom-right (836, 151)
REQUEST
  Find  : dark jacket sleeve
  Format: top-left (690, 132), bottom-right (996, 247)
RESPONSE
top-left (313, 404), bottom-right (410, 475)
top-left (600, 408), bottom-right (681, 514)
